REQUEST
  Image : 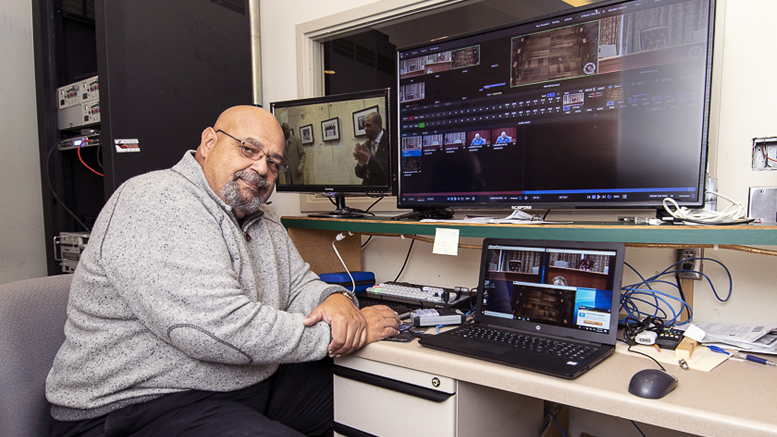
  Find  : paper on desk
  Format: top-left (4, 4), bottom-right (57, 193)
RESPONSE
top-left (615, 342), bottom-right (729, 372)
top-left (676, 322), bottom-right (777, 354)
top-left (420, 218), bottom-right (563, 224)
top-left (422, 210), bottom-right (570, 224)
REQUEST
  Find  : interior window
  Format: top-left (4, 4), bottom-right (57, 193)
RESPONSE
top-left (322, 0), bottom-right (580, 95)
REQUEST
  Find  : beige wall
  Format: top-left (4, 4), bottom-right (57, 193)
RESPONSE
top-left (0, 0), bottom-right (47, 284)
top-left (261, 0), bottom-right (777, 325)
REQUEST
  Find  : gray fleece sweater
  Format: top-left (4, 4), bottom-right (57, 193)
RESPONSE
top-left (46, 152), bottom-right (347, 421)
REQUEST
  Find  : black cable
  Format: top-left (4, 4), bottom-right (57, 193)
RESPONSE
top-left (96, 141), bottom-right (103, 169)
top-left (393, 238), bottom-right (415, 282)
top-left (621, 323), bottom-right (667, 372)
top-left (361, 235), bottom-right (373, 249)
top-left (631, 420), bottom-right (647, 437)
top-left (47, 140), bottom-right (91, 232)
top-left (364, 196), bottom-right (383, 212)
top-left (542, 209), bottom-right (551, 221)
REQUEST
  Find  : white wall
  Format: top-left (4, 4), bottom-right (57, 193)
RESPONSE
top-left (0, 0), bottom-right (47, 284)
top-left (260, 0), bottom-right (777, 326)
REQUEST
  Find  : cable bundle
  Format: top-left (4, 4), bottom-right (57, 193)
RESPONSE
top-left (662, 191), bottom-right (753, 225)
top-left (620, 256), bottom-right (732, 327)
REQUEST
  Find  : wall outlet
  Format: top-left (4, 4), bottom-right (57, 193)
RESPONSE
top-left (676, 248), bottom-right (703, 280)
top-left (752, 137), bottom-right (777, 171)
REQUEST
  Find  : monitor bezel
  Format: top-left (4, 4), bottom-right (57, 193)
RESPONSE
top-left (270, 87), bottom-right (396, 197)
top-left (395, 0), bottom-right (716, 213)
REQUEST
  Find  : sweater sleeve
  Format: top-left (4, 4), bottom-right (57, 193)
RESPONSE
top-left (96, 178), bottom-right (331, 366)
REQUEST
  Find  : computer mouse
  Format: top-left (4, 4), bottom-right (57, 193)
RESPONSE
top-left (628, 368), bottom-right (678, 399)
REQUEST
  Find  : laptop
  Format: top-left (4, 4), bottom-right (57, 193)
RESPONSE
top-left (419, 238), bottom-right (625, 379)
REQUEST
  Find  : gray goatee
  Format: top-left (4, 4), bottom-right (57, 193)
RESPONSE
top-left (222, 169), bottom-right (269, 215)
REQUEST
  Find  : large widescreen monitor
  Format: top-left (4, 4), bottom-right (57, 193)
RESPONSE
top-left (270, 88), bottom-right (394, 217)
top-left (396, 0), bottom-right (715, 217)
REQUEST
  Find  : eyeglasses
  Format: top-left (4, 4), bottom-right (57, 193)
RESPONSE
top-left (216, 129), bottom-right (288, 174)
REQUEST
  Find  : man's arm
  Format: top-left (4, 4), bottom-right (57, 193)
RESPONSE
top-left (353, 141), bottom-right (370, 179)
top-left (98, 179), bottom-right (332, 366)
top-left (360, 135), bottom-right (388, 182)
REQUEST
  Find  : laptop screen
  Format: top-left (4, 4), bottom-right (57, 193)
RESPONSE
top-left (476, 239), bottom-right (625, 345)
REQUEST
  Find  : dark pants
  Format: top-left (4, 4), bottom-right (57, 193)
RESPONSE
top-left (50, 358), bottom-right (333, 437)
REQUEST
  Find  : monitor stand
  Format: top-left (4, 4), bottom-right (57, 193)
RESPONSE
top-left (308, 193), bottom-right (366, 218)
top-left (392, 208), bottom-right (454, 221)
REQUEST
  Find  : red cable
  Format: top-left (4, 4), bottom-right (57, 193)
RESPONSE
top-left (760, 145), bottom-right (777, 163)
top-left (77, 139), bottom-right (104, 176)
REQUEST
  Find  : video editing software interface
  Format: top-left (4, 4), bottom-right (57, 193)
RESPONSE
top-left (398, 0), bottom-right (713, 209)
top-left (481, 244), bottom-right (618, 334)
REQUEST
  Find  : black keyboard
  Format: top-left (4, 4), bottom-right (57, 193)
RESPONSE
top-left (357, 296), bottom-right (419, 317)
top-left (449, 325), bottom-right (598, 361)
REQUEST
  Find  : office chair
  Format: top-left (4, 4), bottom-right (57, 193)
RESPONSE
top-left (0, 274), bottom-right (72, 437)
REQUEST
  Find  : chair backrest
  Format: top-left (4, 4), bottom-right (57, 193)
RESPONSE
top-left (0, 274), bottom-right (72, 437)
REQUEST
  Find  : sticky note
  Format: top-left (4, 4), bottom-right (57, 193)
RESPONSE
top-left (432, 228), bottom-right (459, 256)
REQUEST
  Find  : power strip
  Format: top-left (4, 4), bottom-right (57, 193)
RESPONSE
top-left (655, 327), bottom-right (683, 350)
top-left (410, 309), bottom-right (465, 327)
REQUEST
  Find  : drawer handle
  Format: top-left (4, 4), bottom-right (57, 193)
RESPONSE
top-left (333, 365), bottom-right (453, 402)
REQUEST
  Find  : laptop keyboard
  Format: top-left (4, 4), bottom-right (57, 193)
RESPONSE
top-left (450, 325), bottom-right (598, 361)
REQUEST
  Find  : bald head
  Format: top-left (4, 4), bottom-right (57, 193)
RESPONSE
top-left (213, 106), bottom-right (283, 144)
top-left (195, 105), bottom-right (286, 217)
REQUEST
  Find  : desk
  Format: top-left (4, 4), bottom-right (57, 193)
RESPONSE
top-left (338, 338), bottom-right (777, 437)
top-left (285, 216), bottom-right (777, 435)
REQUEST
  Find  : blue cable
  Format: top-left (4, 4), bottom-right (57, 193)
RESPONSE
top-left (620, 256), bottom-right (725, 326)
top-left (544, 409), bottom-right (567, 437)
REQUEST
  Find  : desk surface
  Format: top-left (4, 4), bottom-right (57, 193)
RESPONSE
top-left (351, 339), bottom-right (777, 437)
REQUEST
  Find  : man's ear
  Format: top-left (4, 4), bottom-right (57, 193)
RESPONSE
top-left (199, 127), bottom-right (218, 158)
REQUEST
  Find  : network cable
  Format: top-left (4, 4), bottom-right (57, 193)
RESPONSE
top-left (47, 141), bottom-right (91, 232)
top-left (620, 256), bottom-right (732, 327)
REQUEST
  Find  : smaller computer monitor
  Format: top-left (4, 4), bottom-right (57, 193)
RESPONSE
top-left (270, 88), bottom-right (395, 217)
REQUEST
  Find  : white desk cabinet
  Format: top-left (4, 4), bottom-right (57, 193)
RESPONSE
top-left (333, 354), bottom-right (544, 437)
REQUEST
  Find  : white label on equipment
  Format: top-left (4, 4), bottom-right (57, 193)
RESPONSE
top-left (115, 139), bottom-right (141, 153)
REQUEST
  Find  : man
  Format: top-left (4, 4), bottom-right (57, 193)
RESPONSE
top-left (46, 106), bottom-right (401, 436)
top-left (281, 122), bottom-right (306, 185)
top-left (352, 112), bottom-right (388, 185)
top-left (471, 133), bottom-right (486, 146)
top-left (495, 131), bottom-right (511, 144)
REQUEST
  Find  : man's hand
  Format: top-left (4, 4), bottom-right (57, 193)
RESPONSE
top-left (303, 293), bottom-right (367, 357)
top-left (361, 305), bottom-right (402, 343)
top-left (353, 142), bottom-right (371, 165)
